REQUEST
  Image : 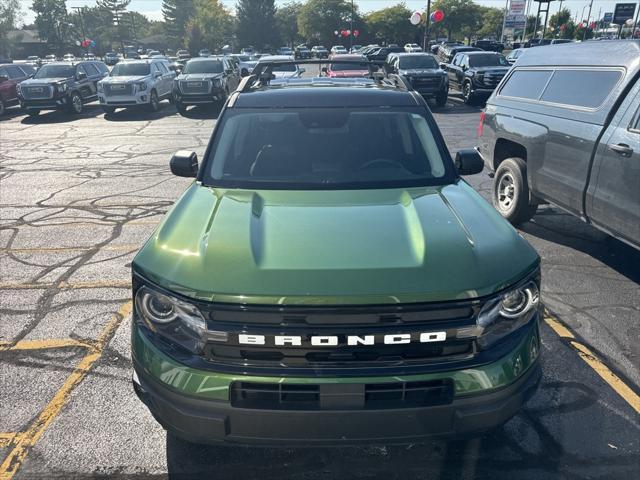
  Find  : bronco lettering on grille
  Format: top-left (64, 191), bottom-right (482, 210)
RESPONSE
top-left (233, 332), bottom-right (447, 346)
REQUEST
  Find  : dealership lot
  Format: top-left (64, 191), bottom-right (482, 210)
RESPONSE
top-left (0, 100), bottom-right (638, 479)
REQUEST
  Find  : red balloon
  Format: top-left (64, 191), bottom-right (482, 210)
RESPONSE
top-left (431, 10), bottom-right (445, 23)
top-left (353, 29), bottom-right (360, 38)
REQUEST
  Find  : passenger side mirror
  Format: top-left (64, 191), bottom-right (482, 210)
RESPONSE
top-left (77, 71), bottom-right (87, 81)
top-left (170, 151), bottom-right (199, 177)
top-left (455, 149), bottom-right (484, 176)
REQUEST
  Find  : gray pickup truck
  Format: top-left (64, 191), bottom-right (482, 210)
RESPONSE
top-left (478, 40), bottom-right (640, 249)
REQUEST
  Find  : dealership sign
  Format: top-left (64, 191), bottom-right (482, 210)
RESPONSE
top-left (603, 12), bottom-right (613, 23)
top-left (509, 0), bottom-right (526, 15)
top-left (613, 3), bottom-right (636, 25)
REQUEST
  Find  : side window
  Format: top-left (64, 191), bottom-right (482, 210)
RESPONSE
top-left (84, 63), bottom-right (99, 75)
top-left (540, 69), bottom-right (622, 109)
top-left (76, 65), bottom-right (88, 78)
top-left (499, 70), bottom-right (553, 100)
top-left (461, 56), bottom-right (469, 69)
top-left (631, 107), bottom-right (640, 132)
top-left (96, 62), bottom-right (108, 74)
top-left (151, 63), bottom-right (160, 75)
top-left (159, 62), bottom-right (169, 74)
top-left (19, 65), bottom-right (36, 76)
top-left (452, 54), bottom-right (460, 66)
top-left (0, 67), bottom-right (7, 78)
top-left (5, 65), bottom-right (24, 79)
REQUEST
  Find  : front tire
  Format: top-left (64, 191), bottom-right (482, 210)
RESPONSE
top-left (492, 157), bottom-right (538, 225)
top-left (147, 90), bottom-right (160, 112)
top-left (435, 90), bottom-right (447, 107)
top-left (462, 81), bottom-right (474, 105)
top-left (68, 92), bottom-right (83, 114)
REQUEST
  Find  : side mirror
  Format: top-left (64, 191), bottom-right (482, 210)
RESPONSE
top-left (298, 67), bottom-right (306, 74)
top-left (439, 63), bottom-right (447, 69)
top-left (154, 71), bottom-right (162, 78)
top-left (321, 66), bottom-right (328, 74)
top-left (0, 75), bottom-right (8, 83)
top-left (170, 150), bottom-right (198, 177)
top-left (77, 71), bottom-right (87, 81)
top-left (455, 149), bottom-right (484, 176)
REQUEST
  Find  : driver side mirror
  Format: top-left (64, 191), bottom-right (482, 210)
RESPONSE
top-left (170, 151), bottom-right (199, 177)
top-left (154, 71), bottom-right (162, 78)
top-left (455, 149), bottom-right (484, 176)
top-left (77, 71), bottom-right (88, 81)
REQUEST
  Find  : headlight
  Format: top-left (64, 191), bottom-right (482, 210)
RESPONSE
top-left (136, 82), bottom-right (147, 91)
top-left (475, 273), bottom-right (540, 349)
top-left (97, 82), bottom-right (103, 92)
top-left (135, 286), bottom-right (207, 354)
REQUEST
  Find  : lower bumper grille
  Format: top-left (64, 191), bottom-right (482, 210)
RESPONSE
top-left (230, 379), bottom-right (454, 410)
top-left (22, 86), bottom-right (54, 100)
top-left (104, 83), bottom-right (133, 96)
top-left (180, 80), bottom-right (210, 94)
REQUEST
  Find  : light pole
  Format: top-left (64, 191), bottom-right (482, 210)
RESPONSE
top-left (349, 0), bottom-right (354, 50)
top-left (583, 0), bottom-right (593, 40)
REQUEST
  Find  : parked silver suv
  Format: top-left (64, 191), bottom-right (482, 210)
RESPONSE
top-left (97, 59), bottom-right (175, 114)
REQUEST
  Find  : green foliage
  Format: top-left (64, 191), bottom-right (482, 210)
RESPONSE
top-left (32, 0), bottom-right (70, 52)
top-left (476, 7), bottom-right (504, 40)
top-left (0, 0), bottom-right (22, 55)
top-left (186, 0), bottom-right (233, 53)
top-left (236, 0), bottom-right (279, 50)
top-left (430, 0), bottom-right (481, 41)
top-left (298, 0), bottom-right (358, 46)
top-left (276, 1), bottom-right (303, 47)
top-left (162, 0), bottom-right (195, 49)
top-left (365, 3), bottom-right (416, 45)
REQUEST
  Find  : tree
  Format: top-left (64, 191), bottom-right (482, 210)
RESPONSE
top-left (430, 0), bottom-right (481, 42)
top-left (476, 7), bottom-right (504, 40)
top-left (0, 0), bottom-right (22, 55)
top-left (276, 1), bottom-right (303, 47)
top-left (187, 0), bottom-right (232, 54)
top-left (365, 3), bottom-right (416, 46)
top-left (524, 14), bottom-right (538, 39)
top-left (236, 0), bottom-right (279, 50)
top-left (298, 0), bottom-right (358, 47)
top-left (548, 8), bottom-right (573, 38)
top-left (163, 0), bottom-right (195, 49)
top-left (32, 0), bottom-right (70, 53)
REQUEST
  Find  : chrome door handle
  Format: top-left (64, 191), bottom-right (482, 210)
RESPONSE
top-left (609, 143), bottom-right (633, 157)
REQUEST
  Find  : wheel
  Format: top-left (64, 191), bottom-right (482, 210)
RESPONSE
top-left (102, 106), bottom-right (116, 115)
top-left (435, 91), bottom-right (447, 107)
top-left (68, 92), bottom-right (83, 114)
top-left (176, 102), bottom-right (187, 114)
top-left (492, 157), bottom-right (538, 225)
top-left (0, 99), bottom-right (5, 116)
top-left (147, 90), bottom-right (159, 112)
top-left (27, 109), bottom-right (40, 117)
top-left (462, 81), bottom-right (474, 105)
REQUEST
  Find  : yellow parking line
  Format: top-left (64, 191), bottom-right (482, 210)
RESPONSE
top-left (544, 313), bottom-right (640, 415)
top-left (0, 280), bottom-right (130, 290)
top-left (0, 338), bottom-right (94, 352)
top-left (0, 302), bottom-right (132, 480)
top-left (0, 434), bottom-right (21, 449)
top-left (0, 245), bottom-right (139, 254)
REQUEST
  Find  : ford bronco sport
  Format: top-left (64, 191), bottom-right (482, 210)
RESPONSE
top-left (131, 60), bottom-right (542, 445)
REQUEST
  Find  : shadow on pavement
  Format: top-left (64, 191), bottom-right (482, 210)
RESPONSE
top-left (102, 101), bottom-right (178, 121)
top-left (20, 103), bottom-right (104, 124)
top-left (522, 208), bottom-right (640, 283)
top-left (176, 104), bottom-right (222, 120)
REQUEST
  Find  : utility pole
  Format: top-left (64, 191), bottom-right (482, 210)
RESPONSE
top-left (583, 0), bottom-right (593, 40)
top-left (423, 0), bottom-right (431, 50)
top-left (501, 0), bottom-right (509, 44)
top-left (349, 0), bottom-right (354, 50)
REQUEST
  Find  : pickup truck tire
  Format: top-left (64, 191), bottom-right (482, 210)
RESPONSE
top-left (148, 90), bottom-right (160, 112)
top-left (492, 158), bottom-right (538, 225)
top-left (462, 81), bottom-right (475, 105)
top-left (68, 92), bottom-right (83, 114)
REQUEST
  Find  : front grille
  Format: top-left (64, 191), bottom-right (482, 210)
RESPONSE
top-left (201, 301), bottom-right (479, 371)
top-left (480, 73), bottom-right (505, 88)
top-left (230, 379), bottom-right (454, 410)
top-left (22, 85), bottom-right (54, 100)
top-left (104, 83), bottom-right (133, 96)
top-left (410, 76), bottom-right (441, 90)
top-left (180, 80), bottom-right (210, 95)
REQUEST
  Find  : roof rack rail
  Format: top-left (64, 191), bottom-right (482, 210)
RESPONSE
top-left (233, 59), bottom-right (414, 93)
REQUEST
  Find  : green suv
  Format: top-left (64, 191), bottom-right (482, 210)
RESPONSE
top-left (131, 61), bottom-right (542, 445)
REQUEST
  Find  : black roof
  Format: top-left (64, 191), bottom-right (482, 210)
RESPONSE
top-left (234, 84), bottom-right (419, 108)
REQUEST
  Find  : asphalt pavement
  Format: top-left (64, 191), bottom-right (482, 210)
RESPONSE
top-left (0, 94), bottom-right (638, 480)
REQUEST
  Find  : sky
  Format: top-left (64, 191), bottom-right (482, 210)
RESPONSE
top-left (19, 0), bottom-right (636, 27)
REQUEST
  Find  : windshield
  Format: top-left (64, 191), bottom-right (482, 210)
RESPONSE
top-left (261, 63), bottom-right (296, 72)
top-left (330, 61), bottom-right (368, 71)
top-left (183, 60), bottom-right (223, 74)
top-left (399, 56), bottom-right (438, 69)
top-left (204, 108), bottom-right (452, 189)
top-left (34, 65), bottom-right (74, 79)
top-left (469, 54), bottom-right (509, 67)
top-left (111, 63), bottom-right (150, 76)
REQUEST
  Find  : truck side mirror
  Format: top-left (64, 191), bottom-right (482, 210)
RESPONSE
top-left (170, 151), bottom-right (198, 177)
top-left (77, 71), bottom-right (87, 81)
top-left (0, 75), bottom-right (8, 83)
top-left (455, 149), bottom-right (484, 176)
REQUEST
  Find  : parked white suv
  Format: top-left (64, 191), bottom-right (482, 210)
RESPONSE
top-left (404, 43), bottom-right (422, 52)
top-left (97, 58), bottom-right (176, 114)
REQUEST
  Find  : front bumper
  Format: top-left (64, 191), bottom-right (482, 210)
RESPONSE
top-left (20, 95), bottom-right (68, 111)
top-left (131, 318), bottom-right (541, 446)
top-left (99, 91), bottom-right (150, 107)
top-left (174, 88), bottom-right (225, 106)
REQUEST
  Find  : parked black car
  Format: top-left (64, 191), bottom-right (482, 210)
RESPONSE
top-left (365, 46), bottom-right (404, 63)
top-left (384, 53), bottom-right (448, 106)
top-left (173, 56), bottom-right (240, 114)
top-left (478, 41), bottom-right (640, 249)
top-left (436, 45), bottom-right (482, 64)
top-left (442, 51), bottom-right (510, 104)
top-left (17, 61), bottom-right (109, 116)
top-left (295, 45), bottom-right (312, 59)
top-left (472, 40), bottom-right (505, 52)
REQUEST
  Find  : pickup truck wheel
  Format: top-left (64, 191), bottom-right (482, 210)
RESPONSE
top-left (435, 91), bottom-right (447, 107)
top-left (148, 90), bottom-right (160, 112)
top-left (462, 81), bottom-right (474, 105)
top-left (68, 92), bottom-right (83, 114)
top-left (492, 157), bottom-right (538, 225)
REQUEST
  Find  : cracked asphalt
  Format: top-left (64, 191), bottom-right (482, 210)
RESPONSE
top-left (0, 96), bottom-right (638, 480)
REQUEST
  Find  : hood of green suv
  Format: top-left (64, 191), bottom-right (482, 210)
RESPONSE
top-left (133, 181), bottom-right (539, 305)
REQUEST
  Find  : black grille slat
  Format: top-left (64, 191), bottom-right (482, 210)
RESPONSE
top-left (230, 380), bottom-right (454, 410)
